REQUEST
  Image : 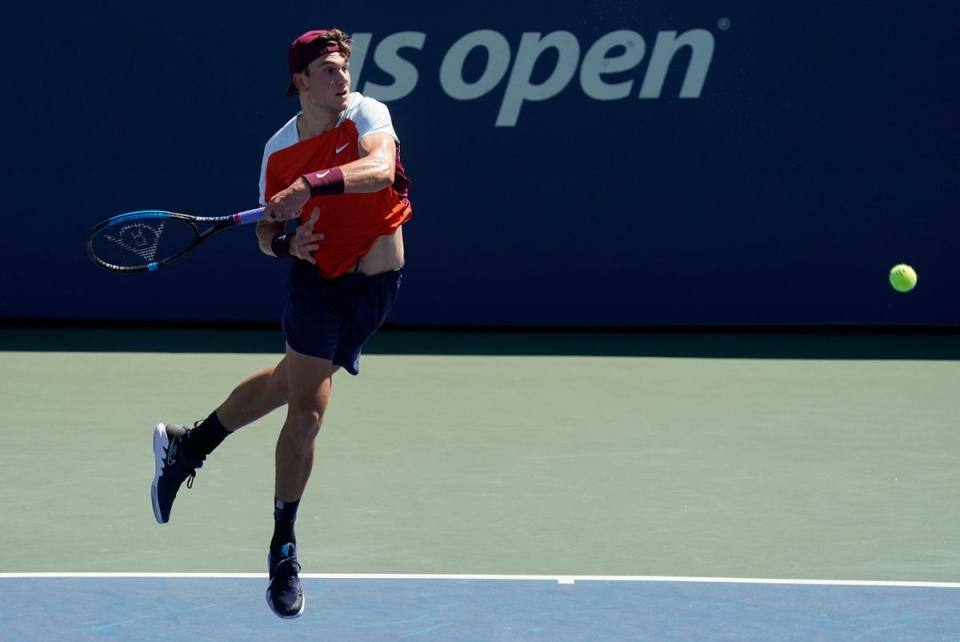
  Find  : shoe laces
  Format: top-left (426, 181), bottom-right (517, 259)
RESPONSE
top-left (178, 422), bottom-right (206, 488)
top-left (271, 546), bottom-right (302, 580)
top-left (271, 558), bottom-right (302, 596)
top-left (276, 559), bottom-right (302, 588)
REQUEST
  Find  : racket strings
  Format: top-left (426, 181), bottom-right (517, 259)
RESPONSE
top-left (101, 220), bottom-right (168, 262)
top-left (90, 216), bottom-right (197, 269)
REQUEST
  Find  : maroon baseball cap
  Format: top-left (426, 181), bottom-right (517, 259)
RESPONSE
top-left (286, 30), bottom-right (346, 96)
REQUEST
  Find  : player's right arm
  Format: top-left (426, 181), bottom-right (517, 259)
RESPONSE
top-left (256, 219), bottom-right (285, 256)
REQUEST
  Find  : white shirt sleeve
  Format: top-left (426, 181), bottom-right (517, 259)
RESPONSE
top-left (352, 96), bottom-right (399, 143)
top-left (258, 115), bottom-right (300, 205)
top-left (258, 143), bottom-right (270, 206)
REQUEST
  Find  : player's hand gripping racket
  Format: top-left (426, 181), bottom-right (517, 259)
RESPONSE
top-left (86, 207), bottom-right (265, 272)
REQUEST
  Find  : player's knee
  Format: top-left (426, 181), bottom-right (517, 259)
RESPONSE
top-left (285, 406), bottom-right (324, 441)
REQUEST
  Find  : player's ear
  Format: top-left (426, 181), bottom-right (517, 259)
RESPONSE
top-left (293, 72), bottom-right (307, 93)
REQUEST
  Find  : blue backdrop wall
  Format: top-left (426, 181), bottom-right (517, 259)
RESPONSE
top-left (2, 1), bottom-right (958, 326)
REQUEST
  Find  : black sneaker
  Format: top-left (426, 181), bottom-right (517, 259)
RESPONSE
top-left (267, 542), bottom-right (305, 619)
top-left (151, 423), bottom-right (203, 524)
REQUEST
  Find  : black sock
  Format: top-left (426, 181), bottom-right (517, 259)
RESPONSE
top-left (184, 411), bottom-right (230, 459)
top-left (271, 498), bottom-right (300, 551)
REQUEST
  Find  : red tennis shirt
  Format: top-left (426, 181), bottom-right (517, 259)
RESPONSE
top-left (260, 93), bottom-right (412, 278)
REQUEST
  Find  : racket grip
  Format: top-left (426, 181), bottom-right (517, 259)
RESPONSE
top-left (233, 207), bottom-right (265, 225)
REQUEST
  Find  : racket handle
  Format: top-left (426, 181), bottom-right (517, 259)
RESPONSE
top-left (233, 207), bottom-right (265, 225)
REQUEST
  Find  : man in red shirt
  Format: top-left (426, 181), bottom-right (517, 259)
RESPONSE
top-left (149, 28), bottom-right (412, 619)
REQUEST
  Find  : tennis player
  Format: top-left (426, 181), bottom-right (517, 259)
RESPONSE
top-left (149, 28), bottom-right (412, 619)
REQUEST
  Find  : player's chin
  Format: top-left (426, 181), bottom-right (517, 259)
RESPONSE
top-left (334, 91), bottom-right (349, 108)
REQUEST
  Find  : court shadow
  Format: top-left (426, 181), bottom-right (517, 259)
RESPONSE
top-left (2, 322), bottom-right (959, 360)
top-left (371, 326), bottom-right (960, 360)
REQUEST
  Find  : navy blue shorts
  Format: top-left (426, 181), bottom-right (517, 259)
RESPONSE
top-left (282, 260), bottom-right (402, 375)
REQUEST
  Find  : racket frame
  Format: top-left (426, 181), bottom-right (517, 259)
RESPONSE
top-left (86, 207), bottom-right (264, 273)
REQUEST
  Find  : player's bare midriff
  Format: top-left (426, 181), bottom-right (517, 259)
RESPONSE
top-left (357, 225), bottom-right (404, 275)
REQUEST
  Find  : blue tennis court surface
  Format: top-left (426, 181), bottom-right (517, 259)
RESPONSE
top-left (1, 575), bottom-right (958, 641)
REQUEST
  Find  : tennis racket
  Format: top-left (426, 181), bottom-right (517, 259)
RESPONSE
top-left (86, 207), bottom-right (265, 272)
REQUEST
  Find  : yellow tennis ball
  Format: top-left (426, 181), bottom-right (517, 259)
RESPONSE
top-left (889, 263), bottom-right (917, 293)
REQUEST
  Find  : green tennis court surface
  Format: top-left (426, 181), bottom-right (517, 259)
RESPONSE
top-left (1, 328), bottom-right (958, 639)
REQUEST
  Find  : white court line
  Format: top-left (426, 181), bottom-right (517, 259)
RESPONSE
top-left (0, 573), bottom-right (959, 588)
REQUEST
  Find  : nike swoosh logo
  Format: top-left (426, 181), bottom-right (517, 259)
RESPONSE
top-left (315, 170), bottom-right (330, 179)
top-left (166, 440), bottom-right (178, 466)
top-left (335, 143), bottom-right (349, 154)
